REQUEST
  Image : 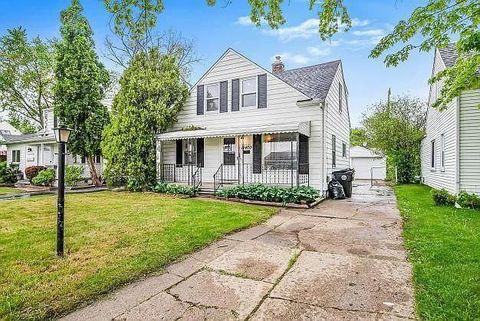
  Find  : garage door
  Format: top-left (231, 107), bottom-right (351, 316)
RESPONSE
top-left (351, 157), bottom-right (386, 180)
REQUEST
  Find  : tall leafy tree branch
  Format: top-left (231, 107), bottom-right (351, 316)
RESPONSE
top-left (0, 27), bottom-right (54, 131)
top-left (54, 0), bottom-right (110, 186)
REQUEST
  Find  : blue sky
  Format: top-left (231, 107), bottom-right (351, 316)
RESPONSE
top-left (0, 0), bottom-right (433, 126)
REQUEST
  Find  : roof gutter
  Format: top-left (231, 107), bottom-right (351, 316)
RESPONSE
top-left (296, 98), bottom-right (323, 107)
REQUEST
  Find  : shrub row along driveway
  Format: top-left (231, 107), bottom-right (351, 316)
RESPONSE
top-left (63, 185), bottom-right (415, 320)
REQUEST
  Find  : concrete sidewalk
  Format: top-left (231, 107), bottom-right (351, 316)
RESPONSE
top-left (61, 185), bottom-right (415, 321)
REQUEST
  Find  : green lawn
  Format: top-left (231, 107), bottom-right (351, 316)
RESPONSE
top-left (0, 192), bottom-right (276, 320)
top-left (394, 184), bottom-right (480, 321)
top-left (0, 187), bottom-right (21, 195)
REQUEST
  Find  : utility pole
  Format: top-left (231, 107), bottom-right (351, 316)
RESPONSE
top-left (386, 88), bottom-right (391, 114)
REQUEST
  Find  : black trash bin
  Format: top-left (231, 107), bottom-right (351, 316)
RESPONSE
top-left (332, 168), bottom-right (355, 198)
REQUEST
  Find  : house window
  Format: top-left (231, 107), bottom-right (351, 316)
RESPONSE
top-left (11, 150), bottom-right (20, 163)
top-left (206, 83), bottom-right (219, 112)
top-left (332, 135), bottom-right (336, 168)
top-left (431, 139), bottom-right (436, 169)
top-left (338, 82), bottom-right (343, 113)
top-left (81, 156), bottom-right (86, 164)
top-left (440, 134), bottom-right (445, 171)
top-left (223, 138), bottom-right (236, 165)
top-left (342, 142), bottom-right (347, 158)
top-left (263, 133), bottom-right (297, 170)
top-left (95, 155), bottom-right (101, 164)
top-left (183, 140), bottom-right (196, 165)
top-left (241, 77), bottom-right (257, 107)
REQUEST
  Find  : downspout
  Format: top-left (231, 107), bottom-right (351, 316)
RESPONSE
top-left (321, 101), bottom-right (326, 196)
top-left (455, 96), bottom-right (461, 194)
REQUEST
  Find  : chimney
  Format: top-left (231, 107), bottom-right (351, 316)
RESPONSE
top-left (272, 55), bottom-right (285, 74)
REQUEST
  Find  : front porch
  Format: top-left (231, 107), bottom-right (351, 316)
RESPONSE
top-left (157, 124), bottom-right (311, 193)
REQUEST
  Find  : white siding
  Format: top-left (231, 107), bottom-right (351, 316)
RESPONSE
top-left (459, 89), bottom-right (480, 194)
top-left (421, 49), bottom-right (458, 193)
top-left (160, 49), bottom-right (329, 191)
top-left (324, 64), bottom-right (351, 179)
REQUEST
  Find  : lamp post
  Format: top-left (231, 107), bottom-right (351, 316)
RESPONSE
top-left (54, 126), bottom-right (72, 257)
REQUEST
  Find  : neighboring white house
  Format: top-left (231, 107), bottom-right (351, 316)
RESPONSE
top-left (350, 145), bottom-right (386, 181)
top-left (2, 108), bottom-right (103, 179)
top-left (0, 121), bottom-right (21, 160)
top-left (420, 44), bottom-right (480, 195)
top-left (156, 48), bottom-right (351, 194)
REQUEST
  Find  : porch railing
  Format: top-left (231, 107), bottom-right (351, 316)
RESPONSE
top-left (214, 163), bottom-right (309, 193)
top-left (160, 164), bottom-right (200, 186)
top-left (192, 167), bottom-right (202, 191)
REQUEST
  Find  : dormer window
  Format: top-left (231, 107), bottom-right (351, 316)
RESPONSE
top-left (206, 83), bottom-right (219, 112)
top-left (241, 77), bottom-right (257, 107)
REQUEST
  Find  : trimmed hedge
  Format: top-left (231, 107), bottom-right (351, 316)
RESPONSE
top-left (217, 184), bottom-right (319, 204)
top-left (25, 166), bottom-right (46, 182)
top-left (431, 188), bottom-right (457, 206)
top-left (457, 192), bottom-right (480, 210)
top-left (31, 169), bottom-right (56, 186)
top-left (151, 182), bottom-right (196, 196)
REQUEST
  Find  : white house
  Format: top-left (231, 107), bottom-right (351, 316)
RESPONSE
top-left (156, 48), bottom-right (351, 194)
top-left (350, 145), bottom-right (386, 181)
top-left (0, 121), bottom-right (21, 161)
top-left (2, 108), bottom-right (103, 179)
top-left (421, 44), bottom-right (480, 195)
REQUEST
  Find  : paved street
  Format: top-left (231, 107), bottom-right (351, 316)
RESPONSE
top-left (62, 184), bottom-right (415, 321)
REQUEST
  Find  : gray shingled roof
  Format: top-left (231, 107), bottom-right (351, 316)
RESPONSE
top-left (275, 60), bottom-right (341, 101)
top-left (438, 44), bottom-right (458, 67)
top-left (1, 133), bottom-right (55, 144)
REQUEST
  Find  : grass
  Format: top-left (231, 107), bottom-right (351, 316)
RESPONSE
top-left (394, 184), bottom-right (480, 321)
top-left (0, 191), bottom-right (276, 320)
top-left (0, 187), bottom-right (20, 195)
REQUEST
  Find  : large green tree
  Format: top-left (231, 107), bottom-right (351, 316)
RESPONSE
top-left (0, 27), bottom-right (54, 131)
top-left (106, 0), bottom-right (479, 110)
top-left (54, 0), bottom-right (110, 186)
top-left (102, 49), bottom-right (188, 187)
top-left (361, 95), bottom-right (427, 183)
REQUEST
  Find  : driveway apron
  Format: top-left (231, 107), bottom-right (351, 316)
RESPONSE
top-left (61, 184), bottom-right (415, 321)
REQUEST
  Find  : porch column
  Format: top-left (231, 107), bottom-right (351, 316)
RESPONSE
top-left (296, 133), bottom-right (300, 187)
top-left (39, 143), bottom-right (44, 166)
top-left (156, 140), bottom-right (162, 181)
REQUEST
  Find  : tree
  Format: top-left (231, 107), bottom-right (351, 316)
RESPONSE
top-left (361, 95), bottom-right (427, 183)
top-left (105, 0), bottom-right (479, 110)
top-left (102, 49), bottom-right (188, 187)
top-left (350, 128), bottom-right (367, 147)
top-left (0, 27), bottom-right (54, 131)
top-left (54, 0), bottom-right (110, 186)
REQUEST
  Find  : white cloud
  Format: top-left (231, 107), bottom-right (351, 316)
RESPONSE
top-left (273, 52), bottom-right (311, 66)
top-left (236, 16), bottom-right (254, 26)
top-left (307, 46), bottom-right (331, 57)
top-left (351, 18), bottom-right (370, 27)
top-left (352, 29), bottom-right (385, 37)
top-left (263, 18), bottom-right (319, 42)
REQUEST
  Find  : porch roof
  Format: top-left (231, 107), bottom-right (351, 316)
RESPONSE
top-left (157, 121), bottom-right (310, 141)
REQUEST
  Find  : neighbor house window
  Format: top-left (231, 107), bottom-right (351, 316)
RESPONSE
top-left (338, 82), bottom-right (343, 113)
top-left (223, 138), bottom-right (236, 165)
top-left (11, 150), bottom-right (20, 163)
top-left (342, 142), bottom-right (347, 157)
top-left (431, 139), bottom-right (435, 169)
top-left (440, 134), bottom-right (445, 171)
top-left (332, 135), bottom-right (336, 168)
top-left (95, 155), bottom-right (101, 164)
top-left (241, 77), bottom-right (257, 107)
top-left (206, 83), bottom-right (219, 112)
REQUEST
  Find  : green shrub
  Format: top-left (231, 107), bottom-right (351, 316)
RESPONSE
top-left (151, 182), bottom-right (196, 196)
top-left (31, 169), bottom-right (56, 186)
top-left (431, 188), bottom-right (457, 206)
top-left (457, 192), bottom-right (480, 210)
top-left (217, 184), bottom-right (319, 204)
top-left (65, 165), bottom-right (84, 187)
top-left (126, 179), bottom-right (142, 192)
top-left (0, 161), bottom-right (19, 184)
top-left (25, 166), bottom-right (46, 182)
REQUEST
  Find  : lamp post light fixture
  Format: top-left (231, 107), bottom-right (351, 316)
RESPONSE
top-left (53, 126), bottom-right (72, 257)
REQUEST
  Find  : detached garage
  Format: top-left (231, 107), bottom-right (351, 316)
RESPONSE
top-left (350, 146), bottom-right (386, 181)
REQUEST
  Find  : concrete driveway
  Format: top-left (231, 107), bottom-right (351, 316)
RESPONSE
top-left (62, 184), bottom-right (415, 321)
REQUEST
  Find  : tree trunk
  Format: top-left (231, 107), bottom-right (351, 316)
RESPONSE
top-left (87, 155), bottom-right (102, 187)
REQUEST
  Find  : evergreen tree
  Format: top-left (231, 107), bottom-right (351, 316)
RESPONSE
top-left (54, 0), bottom-right (110, 186)
top-left (102, 49), bottom-right (188, 187)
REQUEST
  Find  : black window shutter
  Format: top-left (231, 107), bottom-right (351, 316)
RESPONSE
top-left (231, 79), bottom-right (239, 111)
top-left (197, 85), bottom-right (204, 115)
top-left (176, 140), bottom-right (183, 167)
top-left (253, 134), bottom-right (262, 174)
top-left (220, 81), bottom-right (228, 113)
top-left (196, 138), bottom-right (204, 168)
top-left (299, 134), bottom-right (309, 174)
top-left (258, 74), bottom-right (267, 108)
